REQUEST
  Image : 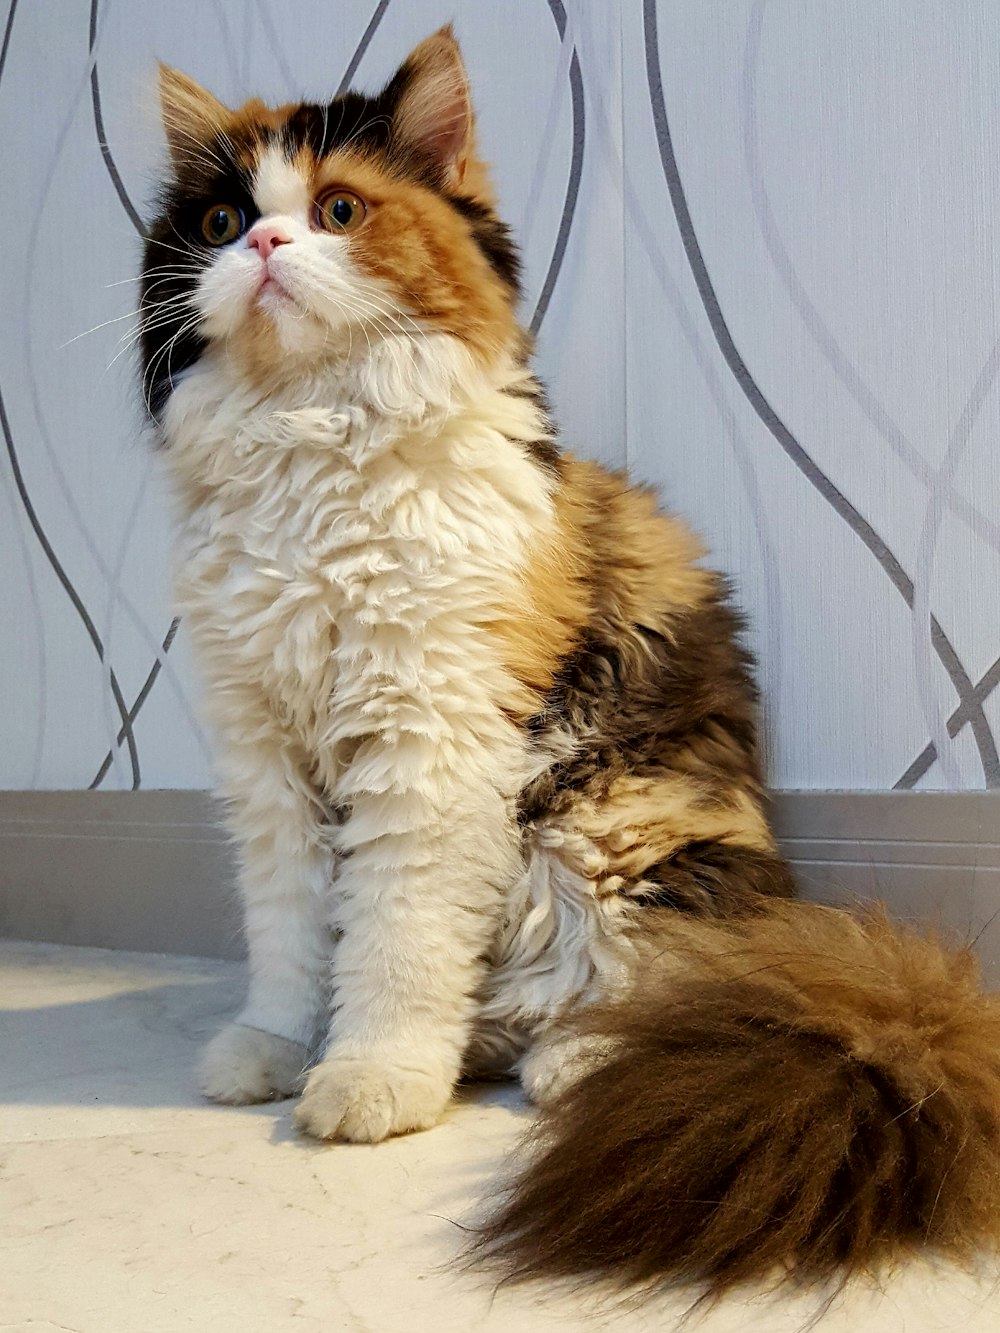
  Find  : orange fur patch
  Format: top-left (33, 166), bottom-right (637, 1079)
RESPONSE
top-left (312, 151), bottom-right (519, 360)
top-left (486, 454), bottom-right (714, 720)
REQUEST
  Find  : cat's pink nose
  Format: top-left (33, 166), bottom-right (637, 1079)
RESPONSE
top-left (247, 221), bottom-right (293, 261)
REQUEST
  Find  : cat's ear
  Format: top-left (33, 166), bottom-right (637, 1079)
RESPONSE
top-left (391, 26), bottom-right (475, 188)
top-left (158, 65), bottom-right (231, 165)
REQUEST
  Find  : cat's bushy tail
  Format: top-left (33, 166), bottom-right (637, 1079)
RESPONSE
top-left (475, 900), bottom-right (1000, 1298)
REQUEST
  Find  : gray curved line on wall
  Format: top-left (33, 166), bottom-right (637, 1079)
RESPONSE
top-left (896, 653), bottom-right (1000, 788)
top-left (529, 0), bottom-right (585, 336)
top-left (0, 383), bottom-right (140, 788)
top-left (335, 0), bottom-right (392, 98)
top-left (743, 0), bottom-right (999, 789)
top-left (570, 0), bottom-right (785, 726)
top-left (902, 338), bottom-right (1000, 787)
top-left (1, 0), bottom-right (45, 785)
top-left (0, 420), bottom-right (47, 786)
top-left (90, 0), bottom-right (210, 787)
top-left (0, 0), bottom-right (18, 83)
top-left (89, 0), bottom-right (145, 236)
top-left (643, 0), bottom-right (998, 788)
top-left (90, 447), bottom-right (195, 790)
top-left (517, 0), bottom-right (574, 265)
top-left (254, 0), bottom-right (297, 95)
top-left (24, 0), bottom-right (206, 790)
top-left (90, 616), bottom-right (181, 788)
top-left (0, 0), bottom-right (140, 786)
top-left (742, 1), bottom-right (1000, 559)
top-left (911, 340), bottom-right (1000, 788)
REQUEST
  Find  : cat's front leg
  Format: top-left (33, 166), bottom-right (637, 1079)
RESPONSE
top-left (199, 739), bottom-right (335, 1105)
top-left (294, 781), bottom-right (519, 1142)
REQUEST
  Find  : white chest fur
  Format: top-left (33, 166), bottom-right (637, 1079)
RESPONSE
top-left (162, 347), bottom-right (553, 802)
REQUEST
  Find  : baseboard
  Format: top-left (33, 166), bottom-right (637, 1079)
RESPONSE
top-left (2, 789), bottom-right (998, 984)
top-left (0, 791), bottom-right (242, 960)
top-left (769, 792), bottom-right (1000, 985)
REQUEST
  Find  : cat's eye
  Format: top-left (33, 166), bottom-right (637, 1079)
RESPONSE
top-left (315, 189), bottom-right (367, 234)
top-left (201, 204), bottom-right (245, 246)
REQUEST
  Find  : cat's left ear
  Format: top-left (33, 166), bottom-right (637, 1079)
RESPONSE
top-left (391, 26), bottom-right (475, 188)
top-left (158, 64), bottom-right (231, 167)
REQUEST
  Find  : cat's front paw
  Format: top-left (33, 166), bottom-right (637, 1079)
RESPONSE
top-left (293, 1055), bottom-right (450, 1142)
top-left (199, 1022), bottom-right (310, 1105)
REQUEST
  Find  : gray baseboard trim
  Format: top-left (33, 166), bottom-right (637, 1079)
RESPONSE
top-left (0, 791), bottom-right (242, 960)
top-left (1, 789), bottom-right (998, 983)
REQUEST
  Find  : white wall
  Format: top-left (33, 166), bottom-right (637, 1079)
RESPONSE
top-left (2, 0), bottom-right (998, 792)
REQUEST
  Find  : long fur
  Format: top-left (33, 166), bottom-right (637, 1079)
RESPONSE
top-left (140, 28), bottom-right (1000, 1303)
top-left (476, 901), bottom-right (1000, 1296)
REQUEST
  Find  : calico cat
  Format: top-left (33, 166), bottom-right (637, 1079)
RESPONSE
top-left (142, 27), bottom-right (1000, 1298)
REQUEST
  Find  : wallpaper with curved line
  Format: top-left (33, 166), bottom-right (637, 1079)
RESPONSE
top-left (1, 0), bottom-right (999, 792)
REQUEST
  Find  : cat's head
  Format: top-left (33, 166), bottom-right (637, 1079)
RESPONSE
top-left (141, 27), bottom-right (522, 416)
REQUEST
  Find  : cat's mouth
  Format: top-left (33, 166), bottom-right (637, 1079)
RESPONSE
top-left (255, 263), bottom-right (296, 307)
top-left (258, 273), bottom-right (290, 299)
top-left (255, 277), bottom-right (301, 320)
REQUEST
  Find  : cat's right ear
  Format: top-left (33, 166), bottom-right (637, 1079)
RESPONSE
top-left (158, 65), bottom-right (230, 166)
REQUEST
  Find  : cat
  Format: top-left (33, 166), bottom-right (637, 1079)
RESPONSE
top-left (141, 26), bottom-right (1000, 1298)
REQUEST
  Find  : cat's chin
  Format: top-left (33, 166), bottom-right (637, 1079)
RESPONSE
top-left (242, 301), bottom-right (339, 364)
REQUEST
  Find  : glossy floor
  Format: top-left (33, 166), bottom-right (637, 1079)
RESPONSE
top-left (3, 939), bottom-right (998, 1333)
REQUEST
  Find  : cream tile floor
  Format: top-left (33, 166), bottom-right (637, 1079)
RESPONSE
top-left (2, 939), bottom-right (999, 1333)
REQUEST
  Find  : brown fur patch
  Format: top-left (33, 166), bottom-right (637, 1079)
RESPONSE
top-left (485, 478), bottom-right (592, 714)
top-left (476, 900), bottom-right (1000, 1297)
top-left (568, 773), bottom-right (776, 880)
top-left (503, 453), bottom-right (781, 918)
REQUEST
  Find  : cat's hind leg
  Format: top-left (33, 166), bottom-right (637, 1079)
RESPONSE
top-left (462, 1018), bottom-right (527, 1083)
top-left (199, 1024), bottom-right (311, 1105)
top-left (518, 1029), bottom-right (618, 1106)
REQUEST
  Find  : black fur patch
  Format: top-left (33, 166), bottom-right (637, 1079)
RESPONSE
top-left (140, 156), bottom-right (259, 418)
top-left (502, 375), bottom-right (561, 474)
top-left (449, 196), bottom-right (522, 293)
top-left (281, 92), bottom-right (397, 164)
top-left (522, 590), bottom-right (760, 812)
top-left (628, 842), bottom-right (795, 915)
top-left (518, 582), bottom-right (787, 915)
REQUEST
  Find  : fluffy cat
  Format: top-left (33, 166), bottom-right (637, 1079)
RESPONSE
top-left (141, 27), bottom-right (1000, 1298)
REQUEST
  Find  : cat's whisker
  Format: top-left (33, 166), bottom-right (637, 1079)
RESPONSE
top-left (105, 268), bottom-right (201, 289)
top-left (142, 310), bottom-right (203, 415)
top-left (167, 230), bottom-right (210, 263)
top-left (148, 233), bottom-right (212, 265)
top-left (58, 311), bottom-right (143, 349)
top-left (333, 284), bottom-right (423, 342)
top-left (133, 300), bottom-right (200, 338)
top-left (139, 278), bottom-right (202, 303)
top-left (65, 290), bottom-right (208, 377)
top-left (103, 337), bottom-right (145, 378)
